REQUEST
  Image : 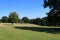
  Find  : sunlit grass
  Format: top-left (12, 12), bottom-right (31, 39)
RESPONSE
top-left (0, 23), bottom-right (60, 40)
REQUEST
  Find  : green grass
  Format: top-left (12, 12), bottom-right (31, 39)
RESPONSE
top-left (0, 23), bottom-right (60, 40)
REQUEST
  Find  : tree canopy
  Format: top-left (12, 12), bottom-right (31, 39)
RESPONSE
top-left (22, 17), bottom-right (29, 23)
top-left (44, 0), bottom-right (60, 26)
top-left (9, 12), bottom-right (19, 23)
top-left (2, 16), bottom-right (8, 23)
top-left (44, 0), bottom-right (60, 10)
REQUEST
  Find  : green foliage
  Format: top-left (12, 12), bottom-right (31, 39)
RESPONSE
top-left (22, 17), bottom-right (29, 23)
top-left (30, 18), bottom-right (43, 25)
top-left (44, 0), bottom-right (60, 9)
top-left (46, 10), bottom-right (60, 26)
top-left (9, 12), bottom-right (19, 23)
top-left (0, 19), bottom-right (2, 23)
top-left (42, 17), bottom-right (47, 26)
top-left (44, 0), bottom-right (60, 26)
top-left (1, 16), bottom-right (8, 23)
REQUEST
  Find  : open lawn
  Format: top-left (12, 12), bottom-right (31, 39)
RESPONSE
top-left (0, 23), bottom-right (60, 40)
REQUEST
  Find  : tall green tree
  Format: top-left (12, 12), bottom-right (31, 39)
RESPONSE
top-left (34, 18), bottom-right (43, 25)
top-left (30, 18), bottom-right (43, 25)
top-left (22, 17), bottom-right (29, 23)
top-left (0, 19), bottom-right (1, 23)
top-left (9, 12), bottom-right (19, 23)
top-left (44, 0), bottom-right (60, 26)
top-left (44, 0), bottom-right (60, 9)
top-left (2, 16), bottom-right (8, 23)
top-left (42, 17), bottom-right (47, 26)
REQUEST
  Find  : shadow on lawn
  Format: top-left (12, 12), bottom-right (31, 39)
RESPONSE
top-left (14, 26), bottom-right (60, 34)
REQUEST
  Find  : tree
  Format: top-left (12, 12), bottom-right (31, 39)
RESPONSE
top-left (22, 17), bottom-right (29, 23)
top-left (44, 0), bottom-right (60, 9)
top-left (41, 17), bottom-right (47, 26)
top-left (0, 19), bottom-right (1, 23)
top-left (30, 18), bottom-right (43, 25)
top-left (1, 16), bottom-right (8, 23)
top-left (8, 12), bottom-right (19, 24)
top-left (34, 18), bottom-right (43, 25)
top-left (44, 0), bottom-right (60, 26)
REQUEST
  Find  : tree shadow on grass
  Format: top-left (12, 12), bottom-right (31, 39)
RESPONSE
top-left (14, 26), bottom-right (60, 34)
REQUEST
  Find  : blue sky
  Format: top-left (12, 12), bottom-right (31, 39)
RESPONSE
top-left (0, 0), bottom-right (50, 19)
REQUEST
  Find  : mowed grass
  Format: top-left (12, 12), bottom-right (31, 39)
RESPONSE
top-left (0, 23), bottom-right (60, 40)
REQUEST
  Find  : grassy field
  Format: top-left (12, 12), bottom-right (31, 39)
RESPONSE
top-left (0, 23), bottom-right (60, 40)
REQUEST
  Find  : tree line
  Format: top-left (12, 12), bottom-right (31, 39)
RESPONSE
top-left (0, 12), bottom-right (46, 26)
top-left (0, 0), bottom-right (60, 26)
top-left (0, 10), bottom-right (60, 26)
